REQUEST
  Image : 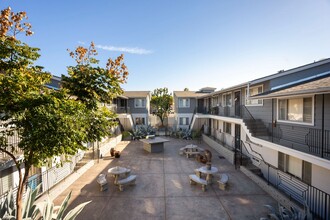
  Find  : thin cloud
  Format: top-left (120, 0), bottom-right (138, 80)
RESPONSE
top-left (95, 44), bottom-right (153, 55)
top-left (77, 41), bottom-right (86, 45)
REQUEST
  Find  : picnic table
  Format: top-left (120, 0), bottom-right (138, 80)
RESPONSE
top-left (181, 144), bottom-right (204, 158)
top-left (195, 166), bottom-right (218, 184)
top-left (108, 166), bottom-right (130, 184)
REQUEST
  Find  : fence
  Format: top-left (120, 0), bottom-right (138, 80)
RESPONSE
top-left (0, 150), bottom-right (84, 204)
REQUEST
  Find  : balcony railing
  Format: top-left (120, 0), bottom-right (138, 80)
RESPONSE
top-left (239, 141), bottom-right (330, 219)
top-left (105, 104), bottom-right (130, 114)
top-left (197, 105), bottom-right (330, 160)
top-left (198, 105), bottom-right (253, 119)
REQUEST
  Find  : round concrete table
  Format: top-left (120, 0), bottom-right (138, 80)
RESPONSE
top-left (108, 166), bottom-right (129, 184)
top-left (197, 166), bottom-right (218, 184)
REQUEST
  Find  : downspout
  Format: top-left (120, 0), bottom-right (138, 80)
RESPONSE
top-left (247, 82), bottom-right (250, 100)
top-left (321, 94), bottom-right (324, 158)
top-left (272, 98), bottom-right (274, 143)
top-left (246, 82), bottom-right (250, 119)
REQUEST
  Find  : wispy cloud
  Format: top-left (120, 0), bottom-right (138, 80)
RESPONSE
top-left (77, 41), bottom-right (86, 45)
top-left (77, 41), bottom-right (153, 55)
top-left (95, 44), bottom-right (153, 55)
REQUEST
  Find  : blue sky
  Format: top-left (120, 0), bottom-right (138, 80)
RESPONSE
top-left (2, 0), bottom-right (330, 92)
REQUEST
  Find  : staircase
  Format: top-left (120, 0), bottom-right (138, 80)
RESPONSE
top-left (243, 119), bottom-right (269, 137)
top-left (243, 161), bottom-right (263, 177)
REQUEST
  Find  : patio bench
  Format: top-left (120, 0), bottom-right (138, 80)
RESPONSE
top-left (217, 173), bottom-right (229, 190)
top-left (117, 175), bottom-right (137, 191)
top-left (189, 174), bottom-right (207, 191)
top-left (185, 151), bottom-right (200, 158)
top-left (197, 147), bottom-right (205, 152)
top-left (124, 168), bottom-right (131, 177)
top-left (179, 147), bottom-right (187, 155)
top-left (96, 174), bottom-right (108, 191)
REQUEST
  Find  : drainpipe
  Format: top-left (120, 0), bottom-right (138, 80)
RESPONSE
top-left (246, 82), bottom-right (250, 119)
top-left (321, 94), bottom-right (324, 158)
top-left (247, 82), bottom-right (250, 100)
top-left (272, 99), bottom-right (274, 143)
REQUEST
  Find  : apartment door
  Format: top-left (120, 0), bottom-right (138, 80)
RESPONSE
top-left (235, 124), bottom-right (241, 149)
top-left (234, 91), bottom-right (241, 117)
top-left (234, 124), bottom-right (241, 169)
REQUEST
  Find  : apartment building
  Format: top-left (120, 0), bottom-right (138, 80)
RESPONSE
top-left (2, 60), bottom-right (330, 218)
top-left (173, 87), bottom-right (215, 130)
top-left (191, 59), bottom-right (330, 219)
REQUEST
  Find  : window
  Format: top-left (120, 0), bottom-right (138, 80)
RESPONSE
top-left (279, 152), bottom-right (302, 178)
top-left (246, 85), bottom-right (263, 106)
top-left (278, 152), bottom-right (312, 183)
top-left (223, 122), bottom-right (231, 134)
top-left (179, 117), bottom-right (189, 125)
top-left (212, 96), bottom-right (219, 107)
top-left (134, 98), bottom-right (146, 108)
top-left (223, 93), bottom-right (232, 106)
top-left (135, 117), bottom-right (145, 125)
top-left (278, 97), bottom-right (313, 124)
top-left (179, 98), bottom-right (190, 108)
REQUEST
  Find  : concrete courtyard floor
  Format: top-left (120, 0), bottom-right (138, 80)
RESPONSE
top-left (54, 137), bottom-right (277, 220)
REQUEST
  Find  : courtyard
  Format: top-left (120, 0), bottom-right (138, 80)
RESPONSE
top-left (54, 137), bottom-right (277, 220)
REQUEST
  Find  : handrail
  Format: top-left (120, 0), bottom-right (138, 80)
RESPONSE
top-left (238, 139), bottom-right (329, 219)
top-left (241, 140), bottom-right (265, 164)
top-left (188, 107), bottom-right (197, 130)
top-left (240, 105), bottom-right (255, 121)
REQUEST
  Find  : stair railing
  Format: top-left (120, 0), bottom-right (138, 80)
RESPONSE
top-left (240, 105), bottom-right (258, 136)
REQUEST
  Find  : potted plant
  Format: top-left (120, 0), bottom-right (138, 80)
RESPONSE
top-left (114, 151), bottom-right (121, 158)
top-left (110, 148), bottom-right (115, 157)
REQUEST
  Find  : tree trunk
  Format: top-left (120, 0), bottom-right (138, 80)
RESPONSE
top-left (16, 185), bottom-right (24, 220)
top-left (16, 165), bottom-right (29, 220)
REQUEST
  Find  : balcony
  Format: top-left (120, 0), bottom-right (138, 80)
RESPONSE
top-left (105, 104), bottom-right (130, 114)
top-left (197, 105), bottom-right (330, 160)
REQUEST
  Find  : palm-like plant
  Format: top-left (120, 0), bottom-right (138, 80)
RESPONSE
top-left (0, 185), bottom-right (90, 220)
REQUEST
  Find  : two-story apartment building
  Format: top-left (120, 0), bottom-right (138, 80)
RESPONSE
top-left (122, 91), bottom-right (151, 128)
top-left (173, 87), bottom-right (215, 130)
top-left (191, 58), bottom-right (330, 219)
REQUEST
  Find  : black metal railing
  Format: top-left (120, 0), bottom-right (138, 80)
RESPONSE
top-left (306, 185), bottom-right (330, 220)
top-left (204, 105), bottom-right (254, 119)
top-left (305, 128), bottom-right (330, 158)
top-left (239, 140), bottom-right (330, 219)
top-left (116, 106), bottom-right (130, 114)
top-left (268, 123), bottom-right (283, 141)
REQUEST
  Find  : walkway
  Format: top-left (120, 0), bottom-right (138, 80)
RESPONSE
top-left (53, 137), bottom-right (277, 220)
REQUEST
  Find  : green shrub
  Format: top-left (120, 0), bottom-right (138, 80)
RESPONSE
top-left (191, 130), bottom-right (201, 139)
top-left (121, 131), bottom-right (130, 139)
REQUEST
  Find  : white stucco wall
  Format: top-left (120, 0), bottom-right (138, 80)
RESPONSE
top-left (312, 164), bottom-right (330, 194)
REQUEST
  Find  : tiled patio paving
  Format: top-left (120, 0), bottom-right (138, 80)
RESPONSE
top-left (53, 137), bottom-right (277, 220)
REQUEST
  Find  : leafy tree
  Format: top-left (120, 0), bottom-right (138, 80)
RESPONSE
top-left (0, 7), bottom-right (128, 220)
top-left (63, 43), bottom-right (128, 109)
top-left (150, 88), bottom-right (173, 127)
top-left (62, 42), bottom-right (128, 143)
top-left (184, 88), bottom-right (189, 91)
top-left (0, 7), bottom-right (89, 220)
